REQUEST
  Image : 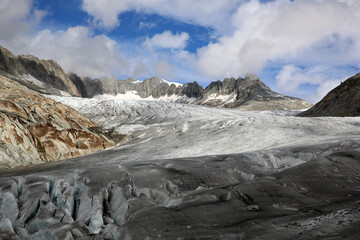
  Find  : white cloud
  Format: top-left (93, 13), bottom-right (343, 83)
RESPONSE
top-left (275, 64), bottom-right (352, 103)
top-left (144, 31), bottom-right (189, 49)
top-left (275, 65), bottom-right (322, 92)
top-left (1, 26), bottom-right (129, 78)
top-left (155, 60), bottom-right (175, 79)
top-left (196, 0), bottom-right (360, 79)
top-left (0, 0), bottom-right (46, 40)
top-left (81, 0), bottom-right (242, 32)
top-left (1, 0), bottom-right (360, 101)
top-left (29, 27), bottom-right (129, 78)
top-left (0, 0), bottom-right (128, 78)
top-left (139, 21), bottom-right (156, 29)
top-left (131, 61), bottom-right (147, 79)
top-left (81, 0), bottom-right (130, 28)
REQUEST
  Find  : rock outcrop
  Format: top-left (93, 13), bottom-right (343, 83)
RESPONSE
top-left (0, 45), bottom-right (311, 110)
top-left (0, 75), bottom-right (115, 168)
top-left (0, 46), bottom-right (80, 96)
top-left (75, 74), bottom-right (311, 110)
top-left (299, 73), bottom-right (360, 117)
top-left (76, 76), bottom-right (204, 100)
top-left (194, 74), bottom-right (313, 110)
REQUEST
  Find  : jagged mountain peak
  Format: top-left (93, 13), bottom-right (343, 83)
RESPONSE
top-left (244, 73), bottom-right (260, 81)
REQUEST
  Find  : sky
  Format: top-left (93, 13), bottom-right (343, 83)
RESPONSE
top-left (0, 0), bottom-right (360, 103)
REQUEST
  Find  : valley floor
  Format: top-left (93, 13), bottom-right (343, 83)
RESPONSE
top-left (1, 97), bottom-right (360, 239)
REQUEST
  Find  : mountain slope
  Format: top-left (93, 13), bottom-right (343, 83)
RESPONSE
top-left (299, 73), bottom-right (360, 117)
top-left (0, 46), bottom-right (80, 96)
top-left (0, 75), bottom-right (116, 168)
top-left (0, 45), bottom-right (311, 110)
top-left (194, 74), bottom-right (312, 110)
top-left (81, 75), bottom-right (312, 110)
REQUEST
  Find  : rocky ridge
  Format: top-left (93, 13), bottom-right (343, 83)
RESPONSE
top-left (0, 74), bottom-right (116, 168)
top-left (299, 73), bottom-right (360, 117)
top-left (78, 75), bottom-right (312, 110)
top-left (0, 46), bottom-right (80, 97)
top-left (195, 74), bottom-right (312, 110)
top-left (0, 45), bottom-right (312, 111)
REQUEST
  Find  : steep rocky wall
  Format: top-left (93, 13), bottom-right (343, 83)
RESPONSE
top-left (0, 75), bottom-right (115, 168)
top-left (0, 46), bottom-right (80, 96)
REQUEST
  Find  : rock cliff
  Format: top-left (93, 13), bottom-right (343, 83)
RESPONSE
top-left (194, 74), bottom-right (312, 110)
top-left (0, 75), bottom-right (115, 168)
top-left (0, 46), bottom-right (80, 96)
top-left (76, 74), bottom-right (311, 110)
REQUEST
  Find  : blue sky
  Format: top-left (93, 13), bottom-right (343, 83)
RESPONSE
top-left (1, 0), bottom-right (360, 103)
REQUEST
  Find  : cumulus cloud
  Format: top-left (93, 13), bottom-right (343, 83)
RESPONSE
top-left (2, 0), bottom-right (360, 101)
top-left (275, 64), bottom-right (353, 102)
top-left (131, 62), bottom-right (147, 79)
top-left (139, 21), bottom-right (156, 30)
top-left (26, 27), bottom-right (129, 78)
top-left (144, 31), bottom-right (189, 49)
top-left (1, 26), bottom-right (129, 78)
top-left (276, 65), bottom-right (323, 92)
top-left (196, 0), bottom-right (360, 79)
top-left (81, 0), bottom-right (241, 32)
top-left (155, 60), bottom-right (175, 79)
top-left (0, 0), bottom-right (46, 40)
top-left (0, 0), bottom-right (131, 78)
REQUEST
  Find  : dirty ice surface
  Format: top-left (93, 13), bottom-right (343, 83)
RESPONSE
top-left (49, 95), bottom-right (360, 163)
top-left (1, 96), bottom-right (360, 239)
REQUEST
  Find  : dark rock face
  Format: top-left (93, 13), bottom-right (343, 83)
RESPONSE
top-left (180, 81), bottom-right (204, 98)
top-left (0, 46), bottom-right (80, 96)
top-left (299, 73), bottom-right (360, 117)
top-left (68, 73), bottom-right (88, 97)
top-left (116, 77), bottom-right (204, 99)
top-left (196, 74), bottom-right (274, 107)
top-left (79, 76), bottom-right (205, 100)
top-left (193, 74), bottom-right (312, 110)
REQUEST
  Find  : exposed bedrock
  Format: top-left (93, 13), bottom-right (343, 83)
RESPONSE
top-left (0, 75), bottom-right (116, 168)
top-left (299, 72), bottom-right (360, 117)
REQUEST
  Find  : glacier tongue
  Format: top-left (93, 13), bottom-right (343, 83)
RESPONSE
top-left (1, 96), bottom-right (360, 239)
top-left (1, 144), bottom-right (360, 239)
top-left (49, 95), bottom-right (360, 162)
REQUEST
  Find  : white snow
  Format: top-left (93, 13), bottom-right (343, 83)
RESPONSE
top-left (128, 78), bottom-right (182, 87)
top-left (93, 91), bottom-right (195, 103)
top-left (21, 74), bottom-right (45, 87)
top-left (2, 94), bottom-right (360, 239)
top-left (203, 93), bottom-right (237, 105)
top-left (94, 91), bottom-right (144, 101)
top-left (161, 78), bottom-right (183, 87)
top-left (131, 79), bottom-right (142, 84)
top-left (49, 95), bottom-right (360, 165)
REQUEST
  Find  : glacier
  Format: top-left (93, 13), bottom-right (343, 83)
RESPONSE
top-left (1, 96), bottom-right (360, 239)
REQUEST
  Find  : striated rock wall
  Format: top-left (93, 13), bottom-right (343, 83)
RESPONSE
top-left (0, 46), bottom-right (80, 96)
top-left (0, 75), bottom-right (115, 168)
